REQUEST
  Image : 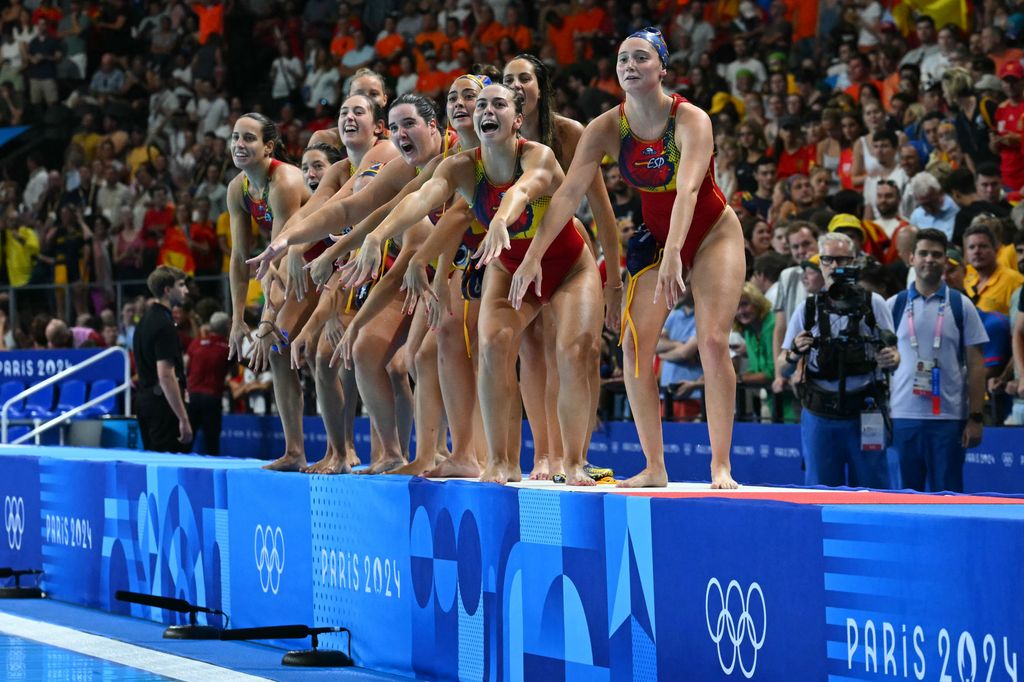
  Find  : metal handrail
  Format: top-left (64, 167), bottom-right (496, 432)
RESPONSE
top-left (1, 346), bottom-right (132, 444)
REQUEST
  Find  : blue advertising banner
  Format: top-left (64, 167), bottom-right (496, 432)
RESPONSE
top-left (39, 458), bottom-right (107, 607)
top-left (309, 474), bottom-right (411, 674)
top-left (0, 349), bottom-right (126, 386)
top-left (0, 455), bottom-right (41, 574)
top-left (225, 469), bottom-right (313, 638)
top-left (821, 504), bottom-right (1024, 681)
top-left (651, 497), bottom-right (828, 681)
top-left (101, 462), bottom-right (229, 625)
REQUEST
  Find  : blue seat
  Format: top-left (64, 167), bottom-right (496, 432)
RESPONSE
top-left (82, 379), bottom-right (117, 417)
top-left (12, 383), bottom-right (55, 420)
top-left (56, 380), bottom-right (88, 418)
top-left (0, 380), bottom-right (25, 418)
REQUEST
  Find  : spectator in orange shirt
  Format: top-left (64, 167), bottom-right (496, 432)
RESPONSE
top-left (567, 0), bottom-right (606, 44)
top-left (471, 3), bottom-right (505, 56)
top-left (843, 53), bottom-right (884, 104)
top-left (330, 16), bottom-right (355, 58)
top-left (375, 13), bottom-right (405, 62)
top-left (504, 4), bottom-right (532, 52)
top-left (416, 51), bottom-right (450, 100)
top-left (415, 13), bottom-right (447, 53)
top-left (192, 0), bottom-right (225, 46)
top-left (544, 9), bottom-right (575, 66)
top-left (444, 17), bottom-right (471, 59)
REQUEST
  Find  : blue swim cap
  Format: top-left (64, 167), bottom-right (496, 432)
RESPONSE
top-left (626, 27), bottom-right (669, 68)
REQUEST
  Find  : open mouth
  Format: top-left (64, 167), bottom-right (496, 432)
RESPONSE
top-left (343, 123), bottom-right (359, 133)
top-left (479, 119), bottom-right (499, 133)
top-left (400, 140), bottom-right (415, 154)
top-left (452, 111), bottom-right (469, 121)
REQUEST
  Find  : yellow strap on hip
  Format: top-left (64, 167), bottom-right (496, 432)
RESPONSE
top-left (618, 249), bottom-right (663, 378)
top-left (463, 299), bottom-right (472, 359)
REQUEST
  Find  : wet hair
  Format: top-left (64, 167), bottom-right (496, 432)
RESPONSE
top-left (342, 92), bottom-right (387, 131)
top-left (506, 54), bottom-right (560, 161)
top-left (390, 93), bottom-right (438, 124)
top-left (304, 142), bottom-right (344, 165)
top-left (239, 112), bottom-right (289, 162)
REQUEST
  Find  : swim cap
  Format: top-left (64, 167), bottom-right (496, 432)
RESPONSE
top-left (626, 27), bottom-right (669, 68)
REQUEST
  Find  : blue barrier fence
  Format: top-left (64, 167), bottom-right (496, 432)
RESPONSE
top-left (216, 415), bottom-right (1024, 494)
top-left (1, 445), bottom-right (1022, 681)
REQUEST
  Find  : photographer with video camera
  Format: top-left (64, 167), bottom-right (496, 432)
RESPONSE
top-left (780, 231), bottom-right (900, 488)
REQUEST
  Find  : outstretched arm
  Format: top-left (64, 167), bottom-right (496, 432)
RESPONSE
top-left (339, 156), bottom-right (465, 288)
top-left (475, 142), bottom-right (558, 265)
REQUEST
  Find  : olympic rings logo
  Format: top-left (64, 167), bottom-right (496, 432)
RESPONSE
top-left (705, 578), bottom-right (767, 678)
top-left (254, 525), bottom-right (285, 594)
top-left (4, 496), bottom-right (24, 550)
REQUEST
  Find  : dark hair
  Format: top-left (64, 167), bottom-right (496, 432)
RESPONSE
top-left (914, 228), bottom-right (949, 250)
top-left (753, 251), bottom-right (791, 282)
top-left (916, 15), bottom-right (936, 28)
top-left (941, 167), bottom-right (976, 196)
top-left (473, 62), bottom-right (502, 85)
top-left (239, 112), bottom-right (289, 161)
top-left (921, 111), bottom-right (945, 125)
top-left (492, 81), bottom-right (526, 115)
top-left (390, 93), bottom-right (438, 125)
top-left (1013, 228), bottom-right (1024, 247)
top-left (830, 189), bottom-right (865, 217)
top-left (147, 265), bottom-right (187, 298)
top-left (740, 214), bottom-right (768, 242)
top-left (506, 54), bottom-right (560, 161)
top-left (342, 92), bottom-right (387, 130)
top-left (963, 224), bottom-right (997, 248)
top-left (304, 142), bottom-right (344, 165)
top-left (859, 82), bottom-right (882, 103)
top-left (871, 129), bottom-right (898, 147)
top-left (755, 156), bottom-right (777, 172)
top-left (975, 161), bottom-right (1001, 178)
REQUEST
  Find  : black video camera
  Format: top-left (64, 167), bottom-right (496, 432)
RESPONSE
top-left (823, 265), bottom-right (866, 314)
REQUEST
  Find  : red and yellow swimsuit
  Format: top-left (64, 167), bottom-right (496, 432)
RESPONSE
top-left (468, 139), bottom-right (583, 303)
top-left (242, 158), bottom-right (329, 262)
top-left (617, 93), bottom-right (727, 268)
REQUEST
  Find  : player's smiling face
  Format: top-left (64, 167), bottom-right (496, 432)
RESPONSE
top-left (473, 85), bottom-right (521, 141)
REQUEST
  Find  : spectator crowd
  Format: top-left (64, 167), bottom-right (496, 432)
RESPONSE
top-left (0, 0), bottom-right (1023, 457)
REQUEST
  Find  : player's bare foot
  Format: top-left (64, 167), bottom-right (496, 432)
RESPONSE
top-left (356, 454), bottom-right (406, 474)
top-left (345, 447), bottom-right (361, 468)
top-left (479, 463), bottom-right (511, 484)
top-left (529, 455), bottom-right (552, 480)
top-left (262, 453), bottom-right (307, 472)
top-left (616, 466), bottom-right (668, 488)
top-left (506, 466), bottom-right (522, 483)
top-left (303, 453), bottom-right (350, 475)
top-left (710, 464), bottom-right (739, 490)
top-left (564, 464), bottom-right (596, 487)
top-left (389, 455), bottom-right (439, 476)
top-left (426, 456), bottom-right (481, 478)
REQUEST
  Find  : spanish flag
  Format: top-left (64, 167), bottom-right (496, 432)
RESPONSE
top-left (892, 0), bottom-right (971, 36)
top-left (158, 226), bottom-right (196, 276)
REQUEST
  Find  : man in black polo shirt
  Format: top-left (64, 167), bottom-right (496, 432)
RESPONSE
top-left (133, 266), bottom-right (192, 452)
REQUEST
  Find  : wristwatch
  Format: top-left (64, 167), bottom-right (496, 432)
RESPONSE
top-left (968, 412), bottom-right (984, 424)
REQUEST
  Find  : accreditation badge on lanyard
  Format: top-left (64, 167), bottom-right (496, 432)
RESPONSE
top-left (907, 290), bottom-right (945, 415)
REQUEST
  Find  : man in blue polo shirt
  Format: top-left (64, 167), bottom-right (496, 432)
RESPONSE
top-left (887, 228), bottom-right (988, 492)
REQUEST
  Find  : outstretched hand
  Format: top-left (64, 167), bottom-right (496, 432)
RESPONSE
top-left (653, 251), bottom-right (686, 309)
top-left (472, 218), bottom-right (511, 267)
top-left (330, 324), bottom-right (359, 370)
top-left (284, 246), bottom-right (308, 302)
top-left (227, 321), bottom-right (253, 362)
top-left (400, 262), bottom-right (434, 315)
top-left (339, 237), bottom-right (382, 289)
top-left (508, 256), bottom-right (542, 310)
top-left (246, 237), bottom-right (288, 281)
